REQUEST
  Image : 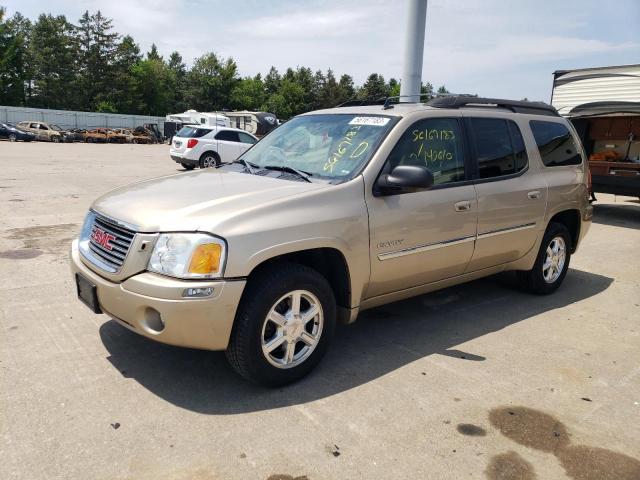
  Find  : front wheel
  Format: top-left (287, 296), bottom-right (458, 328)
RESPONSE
top-left (517, 222), bottom-right (571, 295)
top-left (52, 135), bottom-right (60, 143)
top-left (226, 263), bottom-right (336, 387)
top-left (9, 134), bottom-right (16, 142)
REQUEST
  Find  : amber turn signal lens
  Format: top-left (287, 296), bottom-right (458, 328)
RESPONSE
top-left (188, 243), bottom-right (222, 275)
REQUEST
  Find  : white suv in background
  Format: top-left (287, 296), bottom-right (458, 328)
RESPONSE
top-left (170, 126), bottom-right (258, 169)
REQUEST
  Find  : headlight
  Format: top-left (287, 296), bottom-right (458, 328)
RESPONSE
top-left (148, 233), bottom-right (226, 279)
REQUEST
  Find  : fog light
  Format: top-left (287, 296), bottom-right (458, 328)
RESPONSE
top-left (182, 287), bottom-right (214, 298)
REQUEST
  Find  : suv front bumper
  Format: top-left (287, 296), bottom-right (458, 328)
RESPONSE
top-left (70, 240), bottom-right (245, 350)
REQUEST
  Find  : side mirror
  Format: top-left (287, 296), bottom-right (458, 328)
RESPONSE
top-left (375, 165), bottom-right (434, 195)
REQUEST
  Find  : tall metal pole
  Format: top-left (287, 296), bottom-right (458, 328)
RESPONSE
top-left (400, 0), bottom-right (428, 103)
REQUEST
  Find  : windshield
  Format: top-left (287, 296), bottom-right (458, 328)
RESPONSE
top-left (50, 124), bottom-right (63, 131)
top-left (239, 114), bottom-right (395, 180)
top-left (176, 126), bottom-right (212, 138)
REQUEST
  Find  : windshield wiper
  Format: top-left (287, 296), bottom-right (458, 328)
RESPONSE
top-left (234, 158), bottom-right (260, 174)
top-left (263, 165), bottom-right (312, 182)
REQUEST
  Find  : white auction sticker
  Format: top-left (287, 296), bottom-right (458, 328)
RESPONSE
top-left (348, 116), bottom-right (390, 126)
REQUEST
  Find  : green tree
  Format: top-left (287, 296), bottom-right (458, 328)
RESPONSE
top-left (0, 8), bottom-right (24, 105)
top-left (131, 58), bottom-right (172, 115)
top-left (111, 35), bottom-right (141, 113)
top-left (185, 52), bottom-right (239, 111)
top-left (76, 10), bottom-right (120, 110)
top-left (421, 82), bottom-right (434, 99)
top-left (388, 78), bottom-right (400, 97)
top-left (230, 74), bottom-right (265, 111)
top-left (263, 79), bottom-right (305, 119)
top-left (263, 66), bottom-right (281, 95)
top-left (29, 13), bottom-right (77, 109)
top-left (167, 51), bottom-right (187, 112)
top-left (338, 74), bottom-right (355, 102)
top-left (436, 85), bottom-right (450, 95)
top-left (147, 43), bottom-right (162, 62)
top-left (358, 73), bottom-right (390, 100)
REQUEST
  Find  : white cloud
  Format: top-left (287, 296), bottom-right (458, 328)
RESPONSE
top-left (3, 0), bottom-right (639, 100)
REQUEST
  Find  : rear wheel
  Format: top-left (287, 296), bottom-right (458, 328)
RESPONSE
top-left (226, 263), bottom-right (336, 387)
top-left (199, 152), bottom-right (220, 168)
top-left (517, 222), bottom-right (571, 295)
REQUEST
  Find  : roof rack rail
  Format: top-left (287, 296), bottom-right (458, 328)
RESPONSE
top-left (336, 97), bottom-right (387, 107)
top-left (380, 93), bottom-right (438, 110)
top-left (426, 95), bottom-right (559, 117)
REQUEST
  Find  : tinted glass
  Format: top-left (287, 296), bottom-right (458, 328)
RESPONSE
top-left (215, 130), bottom-right (241, 142)
top-left (175, 127), bottom-right (212, 138)
top-left (508, 121), bottom-right (528, 171)
top-left (470, 118), bottom-right (523, 178)
top-left (386, 117), bottom-right (466, 185)
top-left (238, 132), bottom-right (257, 144)
top-left (530, 120), bottom-right (582, 166)
top-left (239, 114), bottom-right (395, 180)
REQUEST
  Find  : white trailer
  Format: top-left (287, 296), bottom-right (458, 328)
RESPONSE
top-left (551, 64), bottom-right (640, 198)
top-left (165, 110), bottom-right (230, 128)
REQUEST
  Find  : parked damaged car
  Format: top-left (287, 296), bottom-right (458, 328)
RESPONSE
top-left (0, 123), bottom-right (35, 142)
top-left (16, 121), bottom-right (71, 142)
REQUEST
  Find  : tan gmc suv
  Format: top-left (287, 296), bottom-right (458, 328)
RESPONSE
top-left (71, 96), bottom-right (592, 386)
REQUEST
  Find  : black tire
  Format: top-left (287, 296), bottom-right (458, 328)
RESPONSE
top-left (517, 222), bottom-right (572, 295)
top-left (226, 262), bottom-right (336, 387)
top-left (181, 163), bottom-right (195, 170)
top-left (52, 135), bottom-right (60, 143)
top-left (8, 134), bottom-right (16, 142)
top-left (199, 152), bottom-right (220, 168)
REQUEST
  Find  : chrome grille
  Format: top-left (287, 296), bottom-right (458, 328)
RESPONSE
top-left (88, 214), bottom-right (136, 271)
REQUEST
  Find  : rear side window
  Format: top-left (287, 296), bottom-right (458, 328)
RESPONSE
top-left (530, 121), bottom-right (582, 167)
top-left (469, 118), bottom-right (528, 179)
top-left (176, 127), bottom-right (212, 138)
top-left (238, 132), bottom-right (257, 145)
top-left (215, 130), bottom-right (241, 142)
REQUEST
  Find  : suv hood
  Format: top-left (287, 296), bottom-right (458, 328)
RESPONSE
top-left (92, 169), bottom-right (329, 232)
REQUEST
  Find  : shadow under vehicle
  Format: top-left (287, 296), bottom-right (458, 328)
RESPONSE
top-left (99, 268), bottom-right (612, 414)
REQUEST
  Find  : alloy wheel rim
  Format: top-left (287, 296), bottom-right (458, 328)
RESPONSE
top-left (543, 236), bottom-right (566, 283)
top-left (203, 156), bottom-right (216, 167)
top-left (9, 134), bottom-right (16, 142)
top-left (261, 289), bottom-right (324, 369)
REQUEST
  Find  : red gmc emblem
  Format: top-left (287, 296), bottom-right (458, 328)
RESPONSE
top-left (91, 227), bottom-right (116, 251)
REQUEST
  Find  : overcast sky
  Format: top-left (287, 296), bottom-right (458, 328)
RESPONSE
top-left (4, 0), bottom-right (639, 101)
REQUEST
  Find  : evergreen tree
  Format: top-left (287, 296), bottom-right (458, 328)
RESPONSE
top-left (76, 10), bottom-right (119, 110)
top-left (147, 43), bottom-right (162, 62)
top-left (167, 51), bottom-right (187, 112)
top-left (29, 13), bottom-right (76, 109)
top-left (338, 74), bottom-right (355, 102)
top-left (112, 35), bottom-right (141, 113)
top-left (263, 66), bottom-right (281, 95)
top-left (358, 73), bottom-right (390, 100)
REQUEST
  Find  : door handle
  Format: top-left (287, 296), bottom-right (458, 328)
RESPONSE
top-left (527, 190), bottom-right (541, 200)
top-left (454, 200), bottom-right (472, 212)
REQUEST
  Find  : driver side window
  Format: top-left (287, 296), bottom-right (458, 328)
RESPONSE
top-left (387, 117), bottom-right (466, 186)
